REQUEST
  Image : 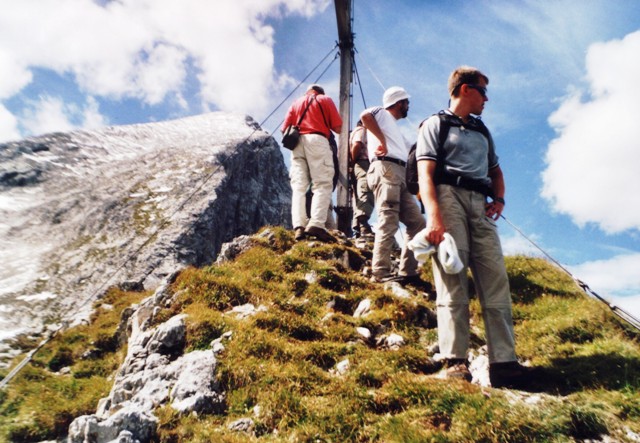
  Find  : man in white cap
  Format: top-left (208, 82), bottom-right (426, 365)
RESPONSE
top-left (282, 84), bottom-right (342, 242)
top-left (360, 86), bottom-right (427, 287)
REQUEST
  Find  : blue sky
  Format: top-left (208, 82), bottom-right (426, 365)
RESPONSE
top-left (1, 0), bottom-right (640, 319)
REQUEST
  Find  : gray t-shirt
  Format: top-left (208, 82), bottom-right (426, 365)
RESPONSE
top-left (416, 111), bottom-right (498, 186)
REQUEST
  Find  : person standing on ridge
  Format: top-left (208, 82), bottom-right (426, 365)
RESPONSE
top-left (415, 66), bottom-right (534, 388)
top-left (349, 120), bottom-right (374, 238)
top-left (360, 86), bottom-right (427, 287)
top-left (282, 84), bottom-right (342, 243)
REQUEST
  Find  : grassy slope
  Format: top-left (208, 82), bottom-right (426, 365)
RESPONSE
top-left (1, 226), bottom-right (639, 442)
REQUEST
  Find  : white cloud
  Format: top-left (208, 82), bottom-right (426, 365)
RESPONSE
top-left (569, 253), bottom-right (640, 319)
top-left (0, 105), bottom-right (20, 142)
top-left (0, 0), bottom-right (330, 139)
top-left (542, 30), bottom-right (640, 234)
top-left (500, 232), bottom-right (544, 258)
top-left (21, 96), bottom-right (75, 135)
top-left (488, 1), bottom-right (599, 79)
top-left (0, 50), bottom-right (32, 99)
top-left (569, 253), bottom-right (640, 296)
top-left (133, 43), bottom-right (188, 106)
top-left (609, 294), bottom-right (640, 323)
top-left (81, 97), bottom-right (109, 130)
top-left (20, 95), bottom-right (108, 137)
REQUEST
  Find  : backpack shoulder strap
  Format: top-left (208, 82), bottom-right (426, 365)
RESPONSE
top-left (315, 96), bottom-right (330, 133)
top-left (436, 110), bottom-right (461, 153)
top-left (467, 115), bottom-right (490, 140)
top-left (433, 111), bottom-right (493, 189)
top-left (435, 111), bottom-right (490, 154)
top-left (296, 95), bottom-right (315, 126)
top-left (434, 110), bottom-right (463, 184)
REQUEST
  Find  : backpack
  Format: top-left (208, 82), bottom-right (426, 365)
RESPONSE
top-left (406, 142), bottom-right (420, 195)
top-left (405, 111), bottom-right (490, 195)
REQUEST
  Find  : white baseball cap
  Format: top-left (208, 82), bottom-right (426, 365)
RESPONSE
top-left (383, 86), bottom-right (410, 108)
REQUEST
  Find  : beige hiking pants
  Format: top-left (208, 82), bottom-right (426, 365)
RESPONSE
top-left (367, 160), bottom-right (425, 279)
top-left (290, 134), bottom-right (335, 231)
top-left (432, 185), bottom-right (517, 364)
top-left (352, 159), bottom-right (374, 226)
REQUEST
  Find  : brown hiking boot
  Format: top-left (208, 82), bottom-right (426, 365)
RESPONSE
top-left (360, 220), bottom-right (374, 236)
top-left (305, 226), bottom-right (337, 243)
top-left (443, 359), bottom-right (472, 382)
top-left (294, 227), bottom-right (306, 241)
top-left (489, 361), bottom-right (537, 389)
top-left (371, 274), bottom-right (397, 284)
top-left (397, 274), bottom-right (433, 292)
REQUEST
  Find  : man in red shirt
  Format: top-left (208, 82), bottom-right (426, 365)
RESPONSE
top-left (282, 85), bottom-right (342, 242)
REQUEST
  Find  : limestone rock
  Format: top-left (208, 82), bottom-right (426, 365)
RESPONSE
top-left (0, 112), bottom-right (291, 363)
top-left (69, 282), bottom-right (225, 442)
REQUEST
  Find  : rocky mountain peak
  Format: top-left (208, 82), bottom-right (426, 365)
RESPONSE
top-left (0, 112), bottom-right (291, 362)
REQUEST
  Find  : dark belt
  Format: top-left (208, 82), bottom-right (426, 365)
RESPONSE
top-left (373, 156), bottom-right (406, 167)
top-left (308, 131), bottom-right (327, 138)
top-left (437, 172), bottom-right (494, 197)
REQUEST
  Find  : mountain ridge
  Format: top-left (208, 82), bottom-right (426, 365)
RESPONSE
top-left (0, 112), bottom-right (291, 364)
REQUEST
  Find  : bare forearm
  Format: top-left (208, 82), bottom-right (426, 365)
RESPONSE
top-left (418, 160), bottom-right (446, 244)
top-left (350, 141), bottom-right (364, 160)
top-left (487, 166), bottom-right (506, 220)
top-left (360, 112), bottom-right (387, 156)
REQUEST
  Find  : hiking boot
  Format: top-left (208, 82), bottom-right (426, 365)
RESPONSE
top-left (397, 274), bottom-right (433, 292)
top-left (371, 274), bottom-right (396, 284)
top-left (489, 361), bottom-right (537, 389)
top-left (305, 226), bottom-right (337, 243)
top-left (443, 359), bottom-right (472, 382)
top-left (359, 219), bottom-right (374, 237)
top-left (294, 227), bottom-right (306, 241)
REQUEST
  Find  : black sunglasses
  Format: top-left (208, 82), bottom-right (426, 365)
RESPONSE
top-left (466, 84), bottom-right (487, 98)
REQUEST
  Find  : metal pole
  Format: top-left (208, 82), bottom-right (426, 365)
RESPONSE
top-left (334, 0), bottom-right (354, 236)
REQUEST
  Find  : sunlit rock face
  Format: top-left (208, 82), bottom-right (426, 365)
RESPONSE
top-left (0, 112), bottom-right (291, 361)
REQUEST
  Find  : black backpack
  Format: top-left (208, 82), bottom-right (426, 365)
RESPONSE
top-left (406, 142), bottom-right (420, 195)
top-left (405, 111), bottom-right (490, 195)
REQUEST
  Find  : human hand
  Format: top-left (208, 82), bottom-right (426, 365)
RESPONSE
top-left (426, 217), bottom-right (446, 245)
top-left (374, 143), bottom-right (388, 156)
top-left (485, 201), bottom-right (504, 220)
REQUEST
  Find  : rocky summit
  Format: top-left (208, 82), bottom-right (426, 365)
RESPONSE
top-left (0, 112), bottom-right (291, 362)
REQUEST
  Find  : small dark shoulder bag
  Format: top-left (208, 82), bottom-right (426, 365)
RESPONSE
top-left (282, 97), bottom-right (314, 150)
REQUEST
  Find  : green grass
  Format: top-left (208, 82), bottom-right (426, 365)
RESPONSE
top-left (0, 288), bottom-right (148, 442)
top-left (1, 228), bottom-right (639, 442)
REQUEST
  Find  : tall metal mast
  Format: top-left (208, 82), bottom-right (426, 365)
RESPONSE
top-left (334, 0), bottom-right (354, 236)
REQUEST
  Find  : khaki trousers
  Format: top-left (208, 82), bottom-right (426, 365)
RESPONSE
top-left (367, 160), bottom-right (425, 278)
top-left (352, 159), bottom-right (374, 227)
top-left (290, 134), bottom-right (335, 230)
top-left (432, 185), bottom-right (517, 364)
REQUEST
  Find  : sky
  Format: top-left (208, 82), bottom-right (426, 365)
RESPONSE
top-left (1, 0), bottom-right (640, 321)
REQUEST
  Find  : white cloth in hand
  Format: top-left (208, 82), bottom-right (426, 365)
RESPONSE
top-left (407, 229), bottom-right (436, 263)
top-left (408, 230), bottom-right (464, 274)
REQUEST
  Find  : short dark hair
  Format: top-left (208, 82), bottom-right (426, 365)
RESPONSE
top-left (448, 66), bottom-right (489, 97)
top-left (308, 84), bottom-right (325, 95)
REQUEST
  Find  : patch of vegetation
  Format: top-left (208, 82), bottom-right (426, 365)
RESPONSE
top-left (505, 255), bottom-right (579, 303)
top-left (0, 287), bottom-right (149, 442)
top-left (2, 226), bottom-right (639, 442)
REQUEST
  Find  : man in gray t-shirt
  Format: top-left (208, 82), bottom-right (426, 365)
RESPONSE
top-left (416, 66), bottom-right (535, 389)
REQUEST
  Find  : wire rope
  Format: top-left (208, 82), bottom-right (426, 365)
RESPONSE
top-left (258, 44), bottom-right (339, 133)
top-left (353, 56), bottom-right (368, 110)
top-left (265, 51), bottom-right (340, 138)
top-left (500, 214), bottom-right (640, 332)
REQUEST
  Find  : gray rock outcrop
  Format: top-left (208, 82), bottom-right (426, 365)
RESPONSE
top-left (0, 112), bottom-right (291, 363)
top-left (68, 279), bottom-right (225, 443)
